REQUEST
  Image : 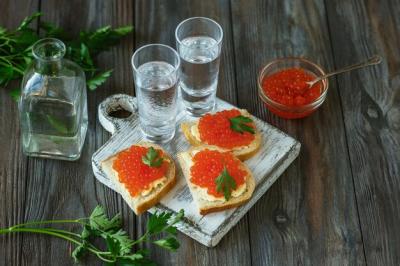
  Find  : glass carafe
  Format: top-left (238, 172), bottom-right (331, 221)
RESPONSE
top-left (19, 38), bottom-right (88, 161)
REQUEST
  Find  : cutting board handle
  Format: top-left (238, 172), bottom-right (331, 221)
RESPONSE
top-left (98, 94), bottom-right (137, 134)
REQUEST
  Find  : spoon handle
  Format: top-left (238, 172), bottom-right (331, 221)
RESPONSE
top-left (310, 55), bottom-right (382, 85)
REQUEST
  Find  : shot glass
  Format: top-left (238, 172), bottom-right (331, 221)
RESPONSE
top-left (175, 17), bottom-right (223, 116)
top-left (131, 44), bottom-right (180, 143)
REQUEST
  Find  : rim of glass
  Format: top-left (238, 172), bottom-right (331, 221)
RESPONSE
top-left (175, 17), bottom-right (223, 48)
top-left (131, 43), bottom-right (180, 74)
top-left (32, 38), bottom-right (66, 61)
top-left (257, 57), bottom-right (329, 112)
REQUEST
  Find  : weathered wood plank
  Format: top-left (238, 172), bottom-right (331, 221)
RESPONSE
top-left (134, 0), bottom-right (250, 265)
top-left (134, 0), bottom-right (238, 104)
top-left (230, 0), bottom-right (365, 265)
top-left (325, 0), bottom-right (400, 265)
top-left (0, 1), bottom-right (39, 266)
top-left (13, 1), bottom-right (135, 265)
top-left (2, 0), bottom-right (398, 265)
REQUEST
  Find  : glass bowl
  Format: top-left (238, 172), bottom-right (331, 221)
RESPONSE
top-left (257, 57), bottom-right (329, 119)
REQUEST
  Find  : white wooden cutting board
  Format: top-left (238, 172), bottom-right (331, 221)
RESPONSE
top-left (92, 94), bottom-right (301, 247)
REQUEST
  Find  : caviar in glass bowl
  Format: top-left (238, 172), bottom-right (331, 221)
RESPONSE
top-left (257, 57), bottom-right (329, 119)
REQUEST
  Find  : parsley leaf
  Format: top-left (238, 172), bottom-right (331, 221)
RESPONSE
top-left (0, 13), bottom-right (133, 96)
top-left (153, 237), bottom-right (180, 251)
top-left (142, 147), bottom-right (164, 168)
top-left (146, 209), bottom-right (184, 252)
top-left (9, 88), bottom-right (20, 102)
top-left (79, 43), bottom-right (94, 69)
top-left (0, 205), bottom-right (185, 265)
top-left (147, 211), bottom-right (172, 234)
top-left (89, 205), bottom-right (122, 232)
top-left (229, 115), bottom-right (255, 134)
top-left (215, 167), bottom-right (237, 201)
top-left (87, 69), bottom-right (113, 91)
top-left (71, 242), bottom-right (87, 262)
top-left (0, 65), bottom-right (14, 85)
top-left (39, 21), bottom-right (65, 38)
top-left (116, 251), bottom-right (155, 266)
top-left (46, 115), bottom-right (70, 135)
top-left (105, 229), bottom-right (134, 256)
top-left (80, 25), bottom-right (134, 54)
top-left (17, 12), bottom-right (42, 31)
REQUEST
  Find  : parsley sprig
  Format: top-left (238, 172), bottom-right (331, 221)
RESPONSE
top-left (229, 115), bottom-right (255, 134)
top-left (142, 147), bottom-right (164, 168)
top-left (0, 206), bottom-right (184, 265)
top-left (0, 12), bottom-right (133, 97)
top-left (215, 167), bottom-right (237, 201)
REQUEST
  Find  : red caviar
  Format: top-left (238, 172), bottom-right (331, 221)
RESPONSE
top-left (198, 109), bottom-right (255, 149)
top-left (113, 146), bottom-right (169, 197)
top-left (262, 68), bottom-right (321, 107)
top-left (190, 149), bottom-right (247, 198)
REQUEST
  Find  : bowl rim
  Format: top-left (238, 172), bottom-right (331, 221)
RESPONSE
top-left (257, 57), bottom-right (329, 113)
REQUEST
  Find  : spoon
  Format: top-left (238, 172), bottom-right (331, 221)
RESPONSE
top-left (306, 55), bottom-right (382, 88)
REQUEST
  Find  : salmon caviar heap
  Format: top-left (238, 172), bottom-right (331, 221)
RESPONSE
top-left (261, 68), bottom-right (321, 106)
top-left (198, 109), bottom-right (255, 149)
top-left (112, 146), bottom-right (169, 197)
top-left (190, 149), bottom-right (247, 198)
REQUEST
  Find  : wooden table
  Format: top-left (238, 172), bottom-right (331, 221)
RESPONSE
top-left (1, 1), bottom-right (399, 265)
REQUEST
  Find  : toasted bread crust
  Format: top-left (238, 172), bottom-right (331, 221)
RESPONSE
top-left (199, 198), bottom-right (251, 215)
top-left (101, 142), bottom-right (176, 215)
top-left (181, 122), bottom-right (202, 146)
top-left (134, 172), bottom-right (176, 214)
top-left (177, 145), bottom-right (256, 215)
top-left (180, 109), bottom-right (262, 160)
top-left (235, 131), bottom-right (262, 161)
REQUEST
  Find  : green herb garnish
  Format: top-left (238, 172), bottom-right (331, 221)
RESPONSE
top-left (9, 88), bottom-right (21, 101)
top-left (0, 205), bottom-right (184, 265)
top-left (142, 147), bottom-right (164, 167)
top-left (229, 115), bottom-right (255, 134)
top-left (0, 12), bottom-right (133, 98)
top-left (46, 115), bottom-right (70, 135)
top-left (87, 69), bottom-right (113, 91)
top-left (215, 167), bottom-right (237, 201)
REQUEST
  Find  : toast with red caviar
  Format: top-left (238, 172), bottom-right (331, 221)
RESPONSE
top-left (181, 109), bottom-right (261, 160)
top-left (101, 143), bottom-right (176, 215)
top-left (177, 146), bottom-right (255, 215)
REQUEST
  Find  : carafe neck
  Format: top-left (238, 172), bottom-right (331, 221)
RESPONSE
top-left (32, 38), bottom-right (66, 74)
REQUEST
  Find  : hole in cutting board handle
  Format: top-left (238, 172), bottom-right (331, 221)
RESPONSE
top-left (107, 105), bottom-right (134, 119)
top-left (103, 95), bottom-right (136, 120)
top-left (98, 94), bottom-right (137, 134)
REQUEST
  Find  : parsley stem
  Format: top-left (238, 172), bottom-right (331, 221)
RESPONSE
top-left (8, 219), bottom-right (84, 230)
top-left (0, 227), bottom-right (116, 263)
top-left (0, 47), bottom-right (10, 54)
top-left (0, 56), bottom-right (12, 65)
top-left (0, 36), bottom-right (16, 42)
top-left (0, 227), bottom-right (82, 245)
top-left (44, 228), bottom-right (81, 238)
top-left (10, 64), bottom-right (25, 74)
top-left (132, 231), bottom-right (149, 245)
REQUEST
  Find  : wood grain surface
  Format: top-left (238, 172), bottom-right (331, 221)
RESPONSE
top-left (0, 0), bottom-right (399, 265)
top-left (133, 1), bottom-right (250, 265)
top-left (326, 0), bottom-right (400, 265)
top-left (230, 0), bottom-right (364, 265)
top-left (0, 1), bottom-right (39, 265)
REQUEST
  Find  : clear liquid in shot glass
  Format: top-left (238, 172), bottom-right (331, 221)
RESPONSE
top-left (179, 36), bottom-right (221, 116)
top-left (136, 61), bottom-right (178, 142)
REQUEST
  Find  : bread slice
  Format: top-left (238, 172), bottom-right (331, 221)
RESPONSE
top-left (101, 143), bottom-right (176, 215)
top-left (181, 109), bottom-right (262, 160)
top-left (177, 146), bottom-right (256, 215)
